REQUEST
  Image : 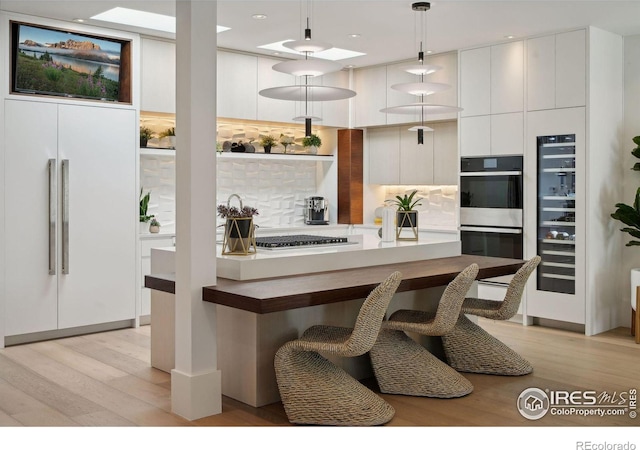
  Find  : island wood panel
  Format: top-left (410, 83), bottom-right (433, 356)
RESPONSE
top-left (195, 255), bottom-right (524, 314)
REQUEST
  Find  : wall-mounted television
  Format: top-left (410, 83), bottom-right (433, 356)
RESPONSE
top-left (10, 21), bottom-right (132, 103)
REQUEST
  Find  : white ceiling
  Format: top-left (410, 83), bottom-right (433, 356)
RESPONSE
top-left (3, 0), bottom-right (640, 68)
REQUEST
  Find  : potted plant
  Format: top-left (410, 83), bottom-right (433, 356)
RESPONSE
top-left (302, 134), bottom-right (322, 154)
top-left (217, 194), bottom-right (259, 254)
top-left (149, 218), bottom-right (161, 233)
top-left (611, 135), bottom-right (640, 338)
top-left (140, 126), bottom-right (154, 148)
top-left (139, 188), bottom-right (154, 234)
top-left (280, 134), bottom-right (294, 154)
top-left (386, 190), bottom-right (422, 240)
top-left (260, 135), bottom-right (277, 154)
top-left (159, 127), bottom-right (176, 149)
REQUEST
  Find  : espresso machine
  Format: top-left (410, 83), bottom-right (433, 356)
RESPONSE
top-left (304, 196), bottom-right (329, 225)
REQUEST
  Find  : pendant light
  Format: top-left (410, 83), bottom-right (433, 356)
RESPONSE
top-left (381, 2), bottom-right (462, 144)
top-left (258, 3), bottom-right (356, 137)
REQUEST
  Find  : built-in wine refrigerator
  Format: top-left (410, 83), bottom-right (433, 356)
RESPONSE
top-left (536, 134), bottom-right (576, 295)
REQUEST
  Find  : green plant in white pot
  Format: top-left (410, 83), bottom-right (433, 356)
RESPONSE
top-left (302, 134), bottom-right (322, 154)
top-left (139, 188), bottom-right (154, 234)
top-left (611, 135), bottom-right (640, 339)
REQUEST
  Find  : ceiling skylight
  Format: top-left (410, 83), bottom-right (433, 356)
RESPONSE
top-left (257, 40), bottom-right (365, 61)
top-left (90, 7), bottom-right (230, 34)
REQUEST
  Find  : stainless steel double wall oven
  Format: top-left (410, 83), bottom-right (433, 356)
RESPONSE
top-left (460, 155), bottom-right (524, 261)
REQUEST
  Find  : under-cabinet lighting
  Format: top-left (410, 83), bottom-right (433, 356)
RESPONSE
top-left (91, 7), bottom-right (230, 34)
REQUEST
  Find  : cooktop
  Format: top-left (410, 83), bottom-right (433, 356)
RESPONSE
top-left (255, 234), bottom-right (348, 249)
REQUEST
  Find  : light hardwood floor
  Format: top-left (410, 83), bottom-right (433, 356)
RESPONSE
top-left (0, 319), bottom-right (638, 427)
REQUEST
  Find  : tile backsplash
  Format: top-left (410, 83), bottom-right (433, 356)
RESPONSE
top-left (140, 155), bottom-right (318, 230)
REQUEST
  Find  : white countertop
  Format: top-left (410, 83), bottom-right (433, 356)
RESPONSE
top-left (152, 233), bottom-right (461, 281)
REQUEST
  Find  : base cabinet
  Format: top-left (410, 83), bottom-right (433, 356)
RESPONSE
top-left (3, 100), bottom-right (136, 337)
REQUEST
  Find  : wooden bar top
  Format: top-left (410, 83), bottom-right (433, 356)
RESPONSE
top-left (145, 254), bottom-right (521, 314)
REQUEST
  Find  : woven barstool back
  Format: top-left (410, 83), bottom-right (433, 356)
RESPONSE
top-left (369, 263), bottom-right (479, 398)
top-left (385, 263), bottom-right (479, 336)
top-left (274, 271), bottom-right (403, 426)
top-left (461, 256), bottom-right (541, 320)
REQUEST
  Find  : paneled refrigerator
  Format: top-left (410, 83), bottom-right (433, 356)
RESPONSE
top-left (3, 99), bottom-right (136, 339)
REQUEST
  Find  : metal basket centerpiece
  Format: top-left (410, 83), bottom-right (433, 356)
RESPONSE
top-left (218, 194), bottom-right (258, 255)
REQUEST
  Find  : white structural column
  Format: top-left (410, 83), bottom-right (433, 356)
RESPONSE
top-left (172, 1), bottom-right (221, 419)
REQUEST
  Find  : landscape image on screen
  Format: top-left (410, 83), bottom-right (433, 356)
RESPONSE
top-left (13, 24), bottom-right (122, 101)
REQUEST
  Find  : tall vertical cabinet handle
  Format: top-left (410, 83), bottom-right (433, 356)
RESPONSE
top-left (48, 159), bottom-right (57, 275)
top-left (61, 159), bottom-right (70, 275)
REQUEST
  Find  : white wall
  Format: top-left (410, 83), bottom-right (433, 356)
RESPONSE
top-left (620, 34), bottom-right (640, 321)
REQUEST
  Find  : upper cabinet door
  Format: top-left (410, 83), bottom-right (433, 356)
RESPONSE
top-left (141, 38), bottom-right (176, 113)
top-left (257, 57), bottom-right (295, 123)
top-left (491, 41), bottom-right (524, 114)
top-left (354, 66), bottom-right (387, 127)
top-left (460, 46), bottom-right (491, 117)
top-left (319, 70), bottom-right (350, 128)
top-left (386, 62), bottom-right (417, 125)
top-left (556, 29), bottom-right (586, 108)
top-left (527, 35), bottom-right (556, 111)
top-left (425, 52), bottom-right (458, 121)
top-left (217, 51), bottom-right (258, 120)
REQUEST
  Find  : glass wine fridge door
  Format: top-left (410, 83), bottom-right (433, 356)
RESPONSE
top-left (537, 134), bottom-right (576, 294)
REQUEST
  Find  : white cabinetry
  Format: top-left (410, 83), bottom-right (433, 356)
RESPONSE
top-left (459, 41), bottom-right (524, 157)
top-left (491, 41), bottom-right (524, 114)
top-left (317, 70), bottom-right (350, 128)
top-left (354, 65), bottom-right (387, 127)
top-left (527, 29), bottom-right (586, 111)
top-left (460, 46), bottom-right (491, 117)
top-left (368, 127), bottom-right (399, 184)
top-left (3, 100), bottom-right (136, 337)
top-left (141, 38), bottom-right (176, 113)
top-left (217, 51), bottom-right (258, 120)
top-left (386, 61), bottom-right (416, 126)
top-left (257, 57), bottom-right (295, 123)
top-left (369, 122), bottom-right (458, 185)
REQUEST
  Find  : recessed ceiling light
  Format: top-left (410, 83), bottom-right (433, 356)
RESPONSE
top-left (348, 34), bottom-right (361, 38)
top-left (257, 40), bottom-right (365, 61)
top-left (345, 65), bottom-right (355, 69)
top-left (426, 50), bottom-right (433, 54)
top-left (252, 14), bottom-right (268, 20)
top-left (91, 7), bottom-right (230, 34)
top-left (505, 35), bottom-right (515, 39)
top-left (272, 52), bottom-right (281, 56)
top-left (72, 18), bottom-right (85, 23)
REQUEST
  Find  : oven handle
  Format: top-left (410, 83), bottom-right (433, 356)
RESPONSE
top-left (460, 226), bottom-right (522, 234)
top-left (460, 171), bottom-right (522, 177)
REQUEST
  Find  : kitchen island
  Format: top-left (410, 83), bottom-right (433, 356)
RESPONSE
top-left (146, 233), bottom-right (523, 407)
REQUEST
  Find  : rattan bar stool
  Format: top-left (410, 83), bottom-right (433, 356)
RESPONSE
top-left (369, 263), bottom-right (479, 398)
top-left (274, 271), bottom-right (402, 426)
top-left (441, 256), bottom-right (541, 376)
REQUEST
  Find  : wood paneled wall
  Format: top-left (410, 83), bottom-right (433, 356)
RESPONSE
top-left (337, 129), bottom-right (363, 224)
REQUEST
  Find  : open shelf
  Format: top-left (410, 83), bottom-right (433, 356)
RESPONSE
top-left (217, 152), bottom-right (335, 162)
top-left (542, 239), bottom-right (575, 245)
top-left (140, 148), bottom-right (176, 156)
